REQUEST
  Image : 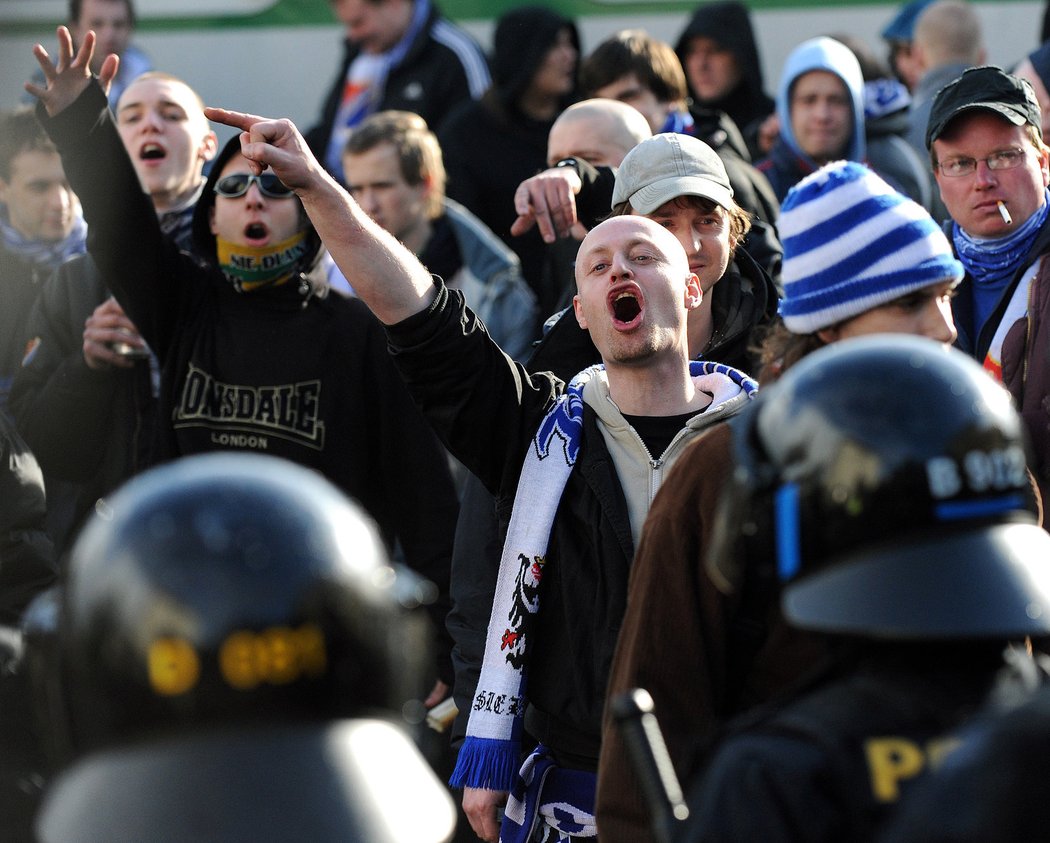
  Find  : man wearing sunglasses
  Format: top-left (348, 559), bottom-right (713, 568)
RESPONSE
top-left (926, 65), bottom-right (1050, 516)
top-left (23, 31), bottom-right (461, 710)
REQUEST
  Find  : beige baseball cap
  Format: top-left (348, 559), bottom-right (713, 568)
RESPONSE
top-left (611, 132), bottom-right (734, 214)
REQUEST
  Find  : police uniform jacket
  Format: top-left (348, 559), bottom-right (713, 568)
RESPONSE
top-left (681, 652), bottom-right (1003, 843)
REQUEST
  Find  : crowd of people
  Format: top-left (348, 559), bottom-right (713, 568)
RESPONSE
top-left (2, 0), bottom-right (1050, 840)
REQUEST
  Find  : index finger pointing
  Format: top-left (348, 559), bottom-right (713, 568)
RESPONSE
top-left (203, 106), bottom-right (264, 132)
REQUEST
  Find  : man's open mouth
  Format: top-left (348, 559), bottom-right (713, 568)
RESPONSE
top-left (612, 291), bottom-right (642, 324)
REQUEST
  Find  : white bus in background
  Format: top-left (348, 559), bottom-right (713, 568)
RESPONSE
top-left (0, 0), bottom-right (1043, 143)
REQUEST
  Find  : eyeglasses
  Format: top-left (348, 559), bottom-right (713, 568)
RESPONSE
top-left (213, 173), bottom-right (294, 198)
top-left (937, 148), bottom-right (1029, 178)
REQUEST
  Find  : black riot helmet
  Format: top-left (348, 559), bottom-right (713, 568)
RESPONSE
top-left (706, 335), bottom-right (1050, 639)
top-left (51, 452), bottom-right (432, 758)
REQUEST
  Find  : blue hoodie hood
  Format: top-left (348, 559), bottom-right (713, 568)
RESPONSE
top-left (776, 36), bottom-right (865, 169)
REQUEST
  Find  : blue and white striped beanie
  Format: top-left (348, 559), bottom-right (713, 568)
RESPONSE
top-left (778, 161), bottom-right (963, 334)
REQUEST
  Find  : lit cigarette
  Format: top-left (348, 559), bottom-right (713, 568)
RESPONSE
top-left (998, 201), bottom-right (1012, 225)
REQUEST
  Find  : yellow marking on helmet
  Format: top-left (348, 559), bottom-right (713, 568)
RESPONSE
top-left (148, 637), bottom-right (201, 696)
top-left (218, 624), bottom-right (329, 690)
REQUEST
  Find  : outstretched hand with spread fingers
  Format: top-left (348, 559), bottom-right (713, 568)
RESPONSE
top-left (25, 26), bottom-right (119, 116)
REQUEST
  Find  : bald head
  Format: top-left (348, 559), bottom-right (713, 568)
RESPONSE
top-left (547, 98), bottom-right (653, 168)
top-left (914, 0), bottom-right (984, 69)
top-left (575, 215), bottom-right (689, 287)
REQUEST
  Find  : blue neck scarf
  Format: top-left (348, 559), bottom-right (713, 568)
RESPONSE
top-left (660, 109), bottom-right (695, 136)
top-left (0, 203), bottom-right (87, 269)
top-left (953, 190), bottom-right (1050, 332)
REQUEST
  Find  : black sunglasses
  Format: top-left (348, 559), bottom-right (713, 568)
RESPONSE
top-left (213, 173), bottom-right (294, 199)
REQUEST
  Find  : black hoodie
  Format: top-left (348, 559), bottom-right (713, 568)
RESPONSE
top-left (39, 86), bottom-right (459, 674)
top-left (439, 6), bottom-right (580, 293)
top-left (675, 1), bottom-right (775, 161)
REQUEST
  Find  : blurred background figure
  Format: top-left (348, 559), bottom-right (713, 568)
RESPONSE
top-left (1013, 40), bottom-right (1050, 139)
top-left (440, 5), bottom-right (579, 298)
top-left (68, 0), bottom-right (150, 106)
top-left (756, 36), bottom-right (867, 201)
top-left (880, 0), bottom-right (937, 92)
top-left (0, 107), bottom-right (84, 417)
top-left (904, 0), bottom-right (986, 160)
top-left (675, 0), bottom-right (775, 161)
top-left (29, 453), bottom-right (457, 843)
top-left (23, 0), bottom-right (151, 109)
top-left (306, 0), bottom-right (490, 183)
top-left (342, 110), bottom-right (538, 363)
top-left (832, 33), bottom-right (932, 211)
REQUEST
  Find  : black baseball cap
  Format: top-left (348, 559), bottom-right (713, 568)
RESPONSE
top-left (925, 65), bottom-right (1042, 149)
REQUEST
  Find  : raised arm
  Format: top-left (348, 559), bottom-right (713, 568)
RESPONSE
top-left (205, 107), bottom-right (436, 325)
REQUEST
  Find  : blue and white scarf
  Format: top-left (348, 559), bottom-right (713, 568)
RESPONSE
top-left (450, 360), bottom-right (757, 801)
top-left (502, 745), bottom-right (596, 842)
top-left (0, 203), bottom-right (87, 269)
top-left (953, 189), bottom-right (1049, 335)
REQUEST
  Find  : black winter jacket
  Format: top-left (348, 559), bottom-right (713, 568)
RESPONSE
top-left (10, 255), bottom-right (157, 541)
top-left (389, 284), bottom-right (752, 767)
top-left (683, 649), bottom-right (1008, 843)
top-left (39, 84), bottom-right (459, 653)
top-left (305, 1), bottom-right (489, 167)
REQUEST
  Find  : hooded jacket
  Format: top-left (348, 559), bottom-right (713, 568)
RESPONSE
top-left (39, 86), bottom-right (459, 661)
top-left (758, 37), bottom-right (866, 201)
top-left (675, 0), bottom-right (775, 161)
top-left (439, 6), bottom-right (580, 294)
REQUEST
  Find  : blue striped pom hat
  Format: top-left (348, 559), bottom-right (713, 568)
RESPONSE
top-left (778, 161), bottom-right (963, 334)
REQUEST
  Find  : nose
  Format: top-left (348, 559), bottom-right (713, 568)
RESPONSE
top-left (142, 108), bottom-right (164, 132)
top-left (608, 253), bottom-right (634, 281)
top-left (973, 158), bottom-right (998, 187)
top-left (924, 297), bottom-right (958, 346)
top-left (674, 226), bottom-right (702, 258)
top-left (243, 181), bottom-right (266, 207)
top-left (357, 187), bottom-right (380, 216)
top-left (47, 183), bottom-right (72, 214)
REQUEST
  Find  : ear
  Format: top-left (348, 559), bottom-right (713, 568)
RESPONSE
top-left (572, 293), bottom-right (588, 329)
top-left (816, 326), bottom-right (839, 344)
top-left (199, 131), bottom-right (219, 163)
top-left (209, 204), bottom-right (218, 236)
top-left (684, 272), bottom-right (703, 310)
